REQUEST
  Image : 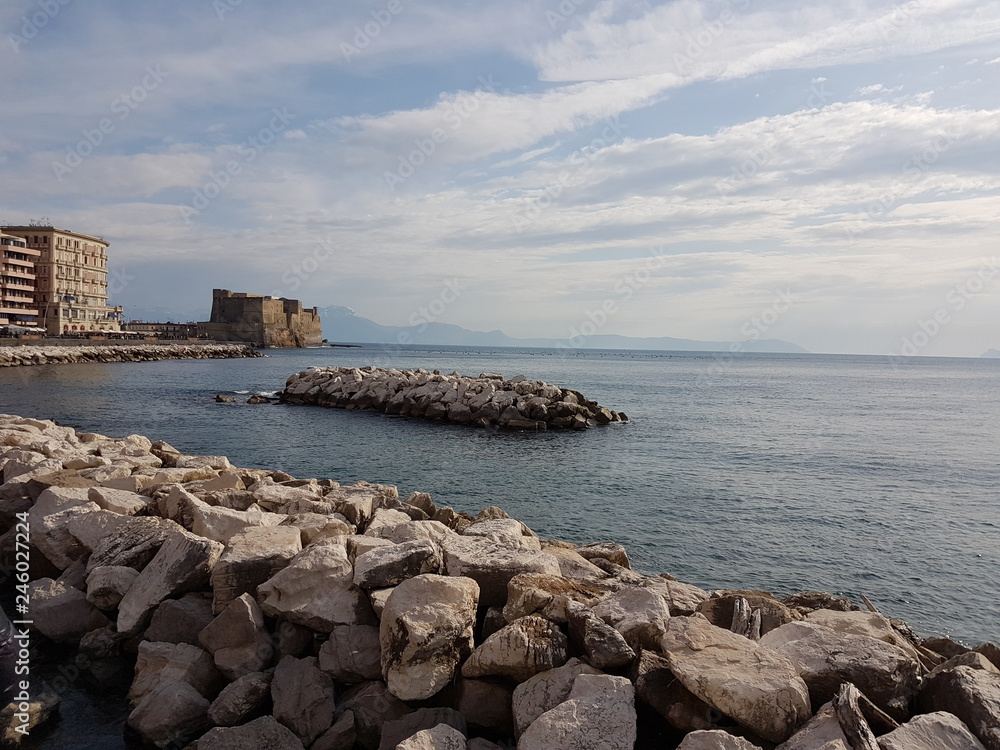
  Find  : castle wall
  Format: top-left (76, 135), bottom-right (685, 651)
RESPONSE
top-left (198, 289), bottom-right (323, 347)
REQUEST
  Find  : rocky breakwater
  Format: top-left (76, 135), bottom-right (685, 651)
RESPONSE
top-left (2, 416), bottom-right (999, 750)
top-left (0, 343), bottom-right (261, 367)
top-left (281, 367), bottom-right (628, 430)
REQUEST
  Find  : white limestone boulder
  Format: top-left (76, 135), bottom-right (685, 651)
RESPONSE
top-left (660, 614), bottom-right (811, 744)
top-left (199, 592), bottom-right (273, 680)
top-left (566, 602), bottom-right (636, 670)
top-left (678, 731), bottom-right (763, 749)
top-left (86, 516), bottom-right (179, 572)
top-left (258, 542), bottom-right (376, 631)
top-left (271, 655), bottom-right (336, 746)
top-left (85, 565), bottom-right (139, 610)
top-left (462, 615), bottom-right (569, 682)
top-left (511, 657), bottom-right (602, 737)
top-left (281, 512), bottom-right (354, 545)
top-left (878, 711), bottom-right (987, 750)
top-left (197, 715), bottom-right (304, 750)
top-left (805, 609), bottom-right (923, 663)
top-left (117, 529), bottom-right (224, 634)
top-left (126, 680), bottom-right (211, 749)
top-left (143, 592), bottom-right (215, 646)
top-left (591, 585), bottom-right (671, 650)
top-left (502, 572), bottom-right (611, 624)
top-left (189, 501), bottom-right (286, 544)
top-left (380, 573), bottom-right (479, 701)
top-left (518, 674), bottom-right (637, 750)
top-left (210, 525), bottom-right (302, 614)
top-left (354, 538), bottom-right (441, 588)
top-left (461, 518), bottom-right (540, 550)
top-left (363, 507), bottom-right (412, 537)
top-left (208, 669), bottom-right (274, 727)
top-left (759, 621), bottom-right (920, 720)
top-left (128, 640), bottom-right (223, 704)
top-left (441, 535), bottom-right (562, 607)
top-left (88, 486), bottom-right (154, 515)
top-left (318, 624), bottom-right (382, 683)
top-left (917, 665), bottom-right (1000, 750)
top-left (394, 723), bottom-right (467, 750)
top-left (28, 577), bottom-right (110, 643)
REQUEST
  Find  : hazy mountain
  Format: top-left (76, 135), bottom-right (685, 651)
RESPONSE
top-left (319, 306), bottom-right (809, 353)
top-left (981, 349), bottom-right (1000, 358)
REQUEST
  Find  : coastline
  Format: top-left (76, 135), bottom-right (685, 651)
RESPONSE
top-left (1, 415), bottom-right (997, 749)
top-left (0, 343), bottom-right (261, 367)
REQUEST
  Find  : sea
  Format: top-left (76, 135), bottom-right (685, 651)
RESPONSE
top-left (1, 345), bottom-right (998, 748)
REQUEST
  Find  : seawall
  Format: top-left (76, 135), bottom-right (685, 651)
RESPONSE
top-left (0, 343), bottom-right (261, 367)
top-left (1, 416), bottom-right (998, 749)
top-left (281, 366), bottom-right (629, 430)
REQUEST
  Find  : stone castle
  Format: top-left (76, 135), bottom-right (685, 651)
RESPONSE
top-left (197, 289), bottom-right (323, 348)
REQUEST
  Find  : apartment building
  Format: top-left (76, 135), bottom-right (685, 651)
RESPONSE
top-left (0, 225), bottom-right (123, 335)
top-left (0, 232), bottom-right (40, 327)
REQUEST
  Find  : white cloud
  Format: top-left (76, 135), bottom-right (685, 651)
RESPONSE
top-left (331, 75), bottom-right (672, 170)
top-left (528, 0), bottom-right (1000, 83)
top-left (3, 1), bottom-right (1000, 353)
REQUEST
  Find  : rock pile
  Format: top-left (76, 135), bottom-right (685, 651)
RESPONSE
top-left (281, 367), bottom-right (628, 430)
top-left (1, 414), bottom-right (998, 749)
top-left (0, 343), bottom-right (261, 367)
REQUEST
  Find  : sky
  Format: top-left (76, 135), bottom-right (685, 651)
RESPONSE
top-left (1, 0), bottom-right (999, 355)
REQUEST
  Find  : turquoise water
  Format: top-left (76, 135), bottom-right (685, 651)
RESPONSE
top-left (3, 345), bottom-right (997, 646)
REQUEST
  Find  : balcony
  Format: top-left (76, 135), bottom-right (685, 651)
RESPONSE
top-left (1, 292), bottom-right (33, 302)
top-left (0, 304), bottom-right (39, 317)
top-left (1, 266), bottom-right (36, 280)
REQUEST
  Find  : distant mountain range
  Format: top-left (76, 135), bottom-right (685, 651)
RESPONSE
top-left (982, 349), bottom-right (1000, 358)
top-left (318, 306), bottom-right (809, 353)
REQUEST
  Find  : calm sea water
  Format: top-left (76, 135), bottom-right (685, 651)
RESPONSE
top-left (2, 346), bottom-right (998, 748)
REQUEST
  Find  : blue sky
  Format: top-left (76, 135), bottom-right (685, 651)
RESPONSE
top-left (2, 0), bottom-right (999, 354)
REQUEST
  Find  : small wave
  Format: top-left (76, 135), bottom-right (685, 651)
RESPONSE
top-left (234, 390), bottom-right (250, 395)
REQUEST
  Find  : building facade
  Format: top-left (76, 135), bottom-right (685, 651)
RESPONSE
top-left (198, 289), bottom-right (323, 347)
top-left (0, 226), bottom-right (123, 335)
top-left (0, 232), bottom-right (40, 327)
top-left (124, 321), bottom-right (199, 339)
